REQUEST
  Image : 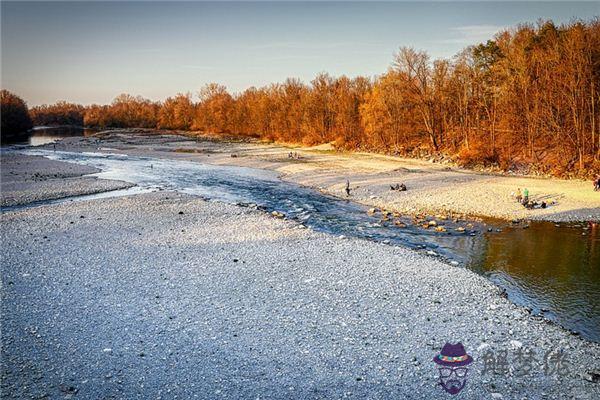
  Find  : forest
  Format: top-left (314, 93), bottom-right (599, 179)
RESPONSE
top-left (4, 20), bottom-right (600, 177)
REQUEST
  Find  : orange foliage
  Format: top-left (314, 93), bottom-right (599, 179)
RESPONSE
top-left (20, 19), bottom-right (600, 177)
top-left (1, 90), bottom-right (32, 137)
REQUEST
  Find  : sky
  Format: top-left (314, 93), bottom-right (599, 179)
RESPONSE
top-left (1, 1), bottom-right (598, 106)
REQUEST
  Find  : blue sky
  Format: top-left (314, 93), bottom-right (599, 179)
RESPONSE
top-left (1, 1), bottom-right (598, 106)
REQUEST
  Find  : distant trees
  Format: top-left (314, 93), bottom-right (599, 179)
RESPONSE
top-left (361, 71), bottom-right (416, 151)
top-left (158, 93), bottom-right (195, 130)
top-left (193, 84), bottom-right (235, 133)
top-left (81, 94), bottom-right (159, 128)
top-left (331, 76), bottom-right (370, 148)
top-left (272, 78), bottom-right (307, 143)
top-left (1, 90), bottom-right (32, 138)
top-left (30, 102), bottom-right (84, 126)
top-left (103, 94), bottom-right (159, 128)
top-left (392, 47), bottom-right (441, 150)
top-left (16, 18), bottom-right (600, 177)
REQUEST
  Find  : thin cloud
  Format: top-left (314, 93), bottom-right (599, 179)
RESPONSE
top-left (180, 65), bottom-right (215, 70)
top-left (249, 41), bottom-right (385, 51)
top-left (438, 24), bottom-right (506, 45)
top-left (133, 48), bottom-right (163, 54)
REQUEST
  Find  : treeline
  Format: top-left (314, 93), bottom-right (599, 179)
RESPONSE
top-left (29, 102), bottom-right (85, 126)
top-left (1, 90), bottom-right (33, 139)
top-left (19, 20), bottom-right (600, 176)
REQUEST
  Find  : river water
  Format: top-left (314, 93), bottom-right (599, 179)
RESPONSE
top-left (4, 126), bottom-right (97, 146)
top-left (6, 128), bottom-right (600, 342)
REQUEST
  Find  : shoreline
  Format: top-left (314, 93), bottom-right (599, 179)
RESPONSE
top-left (29, 129), bottom-right (600, 223)
top-left (0, 152), bottom-right (134, 208)
top-left (19, 126), bottom-right (598, 181)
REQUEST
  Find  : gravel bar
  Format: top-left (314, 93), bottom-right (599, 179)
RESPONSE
top-left (1, 191), bottom-right (599, 399)
top-left (1, 153), bottom-right (134, 207)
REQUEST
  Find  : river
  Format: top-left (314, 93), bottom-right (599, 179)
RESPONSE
top-left (3, 126), bottom-right (98, 146)
top-left (5, 127), bottom-right (600, 342)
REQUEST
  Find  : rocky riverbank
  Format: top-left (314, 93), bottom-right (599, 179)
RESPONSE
top-left (0, 152), bottom-right (134, 207)
top-left (0, 148), bottom-right (598, 398)
top-left (1, 188), bottom-right (599, 398)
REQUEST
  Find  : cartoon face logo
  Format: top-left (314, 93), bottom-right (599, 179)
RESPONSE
top-left (433, 342), bottom-right (473, 395)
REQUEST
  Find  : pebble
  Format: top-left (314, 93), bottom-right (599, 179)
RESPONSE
top-left (582, 370), bottom-right (600, 383)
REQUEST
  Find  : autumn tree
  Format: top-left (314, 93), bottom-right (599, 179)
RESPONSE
top-left (158, 93), bottom-right (195, 130)
top-left (392, 47), bottom-right (441, 150)
top-left (302, 73), bottom-right (335, 144)
top-left (107, 94), bottom-right (158, 128)
top-left (330, 76), bottom-right (369, 149)
top-left (24, 18), bottom-right (600, 177)
top-left (194, 83), bottom-right (234, 133)
top-left (1, 90), bottom-right (33, 138)
top-left (30, 101), bottom-right (84, 126)
top-left (360, 71), bottom-right (416, 151)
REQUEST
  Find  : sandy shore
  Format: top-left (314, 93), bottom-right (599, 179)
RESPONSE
top-left (48, 131), bottom-right (600, 222)
top-left (1, 152), bottom-right (134, 207)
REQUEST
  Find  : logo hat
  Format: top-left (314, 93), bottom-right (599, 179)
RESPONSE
top-left (433, 342), bottom-right (473, 367)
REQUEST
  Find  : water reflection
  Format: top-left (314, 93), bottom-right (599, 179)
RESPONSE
top-left (471, 222), bottom-right (600, 340)
top-left (3, 126), bottom-right (98, 147)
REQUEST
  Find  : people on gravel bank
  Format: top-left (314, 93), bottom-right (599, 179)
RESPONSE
top-left (513, 187), bottom-right (551, 210)
top-left (390, 183), bottom-right (407, 191)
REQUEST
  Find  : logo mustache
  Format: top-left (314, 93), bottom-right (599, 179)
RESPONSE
top-left (441, 379), bottom-right (465, 394)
